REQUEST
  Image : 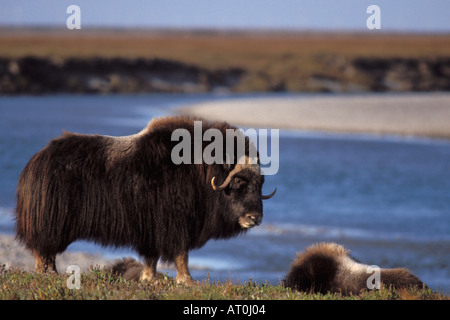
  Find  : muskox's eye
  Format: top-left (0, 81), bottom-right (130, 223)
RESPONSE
top-left (232, 176), bottom-right (247, 189)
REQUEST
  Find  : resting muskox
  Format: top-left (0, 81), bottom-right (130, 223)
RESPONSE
top-left (284, 243), bottom-right (426, 295)
top-left (15, 116), bottom-right (276, 284)
top-left (109, 258), bottom-right (150, 282)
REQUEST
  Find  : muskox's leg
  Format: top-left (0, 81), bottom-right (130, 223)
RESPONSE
top-left (174, 252), bottom-right (194, 285)
top-left (139, 255), bottom-right (159, 282)
top-left (33, 250), bottom-right (57, 273)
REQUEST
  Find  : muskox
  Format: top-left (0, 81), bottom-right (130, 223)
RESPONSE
top-left (284, 242), bottom-right (426, 295)
top-left (109, 258), bottom-right (151, 282)
top-left (15, 116), bottom-right (276, 284)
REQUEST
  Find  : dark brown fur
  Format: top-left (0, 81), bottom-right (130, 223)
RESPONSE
top-left (110, 258), bottom-right (145, 282)
top-left (284, 243), bottom-right (426, 295)
top-left (15, 116), bottom-right (268, 282)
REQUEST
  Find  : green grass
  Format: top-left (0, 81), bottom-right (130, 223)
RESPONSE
top-left (1, 265), bottom-right (447, 300)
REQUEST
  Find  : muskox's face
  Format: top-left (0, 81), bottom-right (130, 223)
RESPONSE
top-left (225, 168), bottom-right (264, 229)
top-left (210, 160), bottom-right (276, 230)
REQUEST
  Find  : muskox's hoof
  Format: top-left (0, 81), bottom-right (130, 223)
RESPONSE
top-left (140, 271), bottom-right (171, 283)
top-left (138, 272), bottom-right (158, 282)
top-left (176, 274), bottom-right (196, 286)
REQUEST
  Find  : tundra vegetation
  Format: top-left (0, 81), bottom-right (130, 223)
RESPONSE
top-left (0, 265), bottom-right (446, 300)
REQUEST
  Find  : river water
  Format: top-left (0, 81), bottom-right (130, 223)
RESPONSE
top-left (0, 93), bottom-right (448, 293)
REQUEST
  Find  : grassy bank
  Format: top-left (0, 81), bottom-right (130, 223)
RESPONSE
top-left (1, 266), bottom-right (446, 300)
top-left (2, 29), bottom-right (449, 66)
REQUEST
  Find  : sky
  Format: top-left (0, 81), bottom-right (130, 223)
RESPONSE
top-left (0, 0), bottom-right (450, 33)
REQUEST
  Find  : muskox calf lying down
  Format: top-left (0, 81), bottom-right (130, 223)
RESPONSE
top-left (284, 243), bottom-right (425, 295)
top-left (15, 116), bottom-right (275, 284)
top-left (109, 258), bottom-right (149, 282)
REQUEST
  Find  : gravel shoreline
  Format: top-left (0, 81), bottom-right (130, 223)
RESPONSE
top-left (179, 93), bottom-right (450, 139)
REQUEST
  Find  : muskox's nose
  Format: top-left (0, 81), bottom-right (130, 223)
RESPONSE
top-left (247, 213), bottom-right (262, 226)
top-left (239, 212), bottom-right (262, 229)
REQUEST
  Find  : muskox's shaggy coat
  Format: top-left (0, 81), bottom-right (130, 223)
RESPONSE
top-left (15, 116), bottom-right (274, 283)
top-left (284, 243), bottom-right (426, 295)
top-left (110, 258), bottom-right (147, 282)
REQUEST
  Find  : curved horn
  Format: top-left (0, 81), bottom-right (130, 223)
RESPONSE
top-left (211, 176), bottom-right (228, 191)
top-left (211, 164), bottom-right (244, 191)
top-left (261, 187), bottom-right (277, 200)
top-left (211, 173), bottom-right (234, 191)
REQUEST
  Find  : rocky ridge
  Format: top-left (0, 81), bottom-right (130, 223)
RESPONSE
top-left (0, 56), bottom-right (449, 94)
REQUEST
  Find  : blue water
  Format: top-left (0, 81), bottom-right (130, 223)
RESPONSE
top-left (0, 93), bottom-right (449, 294)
